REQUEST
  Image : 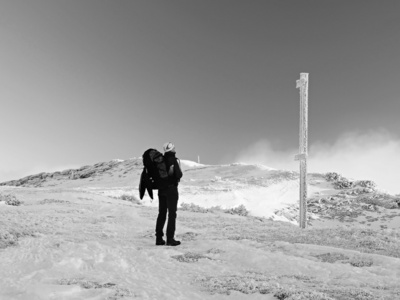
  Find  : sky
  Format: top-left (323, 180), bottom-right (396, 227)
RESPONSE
top-left (1, 1), bottom-right (400, 192)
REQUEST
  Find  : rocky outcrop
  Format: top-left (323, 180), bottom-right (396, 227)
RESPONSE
top-left (324, 172), bottom-right (377, 191)
top-left (274, 188), bottom-right (400, 225)
top-left (0, 194), bottom-right (23, 206)
top-left (0, 159), bottom-right (143, 187)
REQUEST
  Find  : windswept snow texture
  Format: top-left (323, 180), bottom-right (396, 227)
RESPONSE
top-left (1, 159), bottom-right (399, 225)
top-left (180, 160), bottom-right (206, 169)
top-left (1, 159), bottom-right (400, 299)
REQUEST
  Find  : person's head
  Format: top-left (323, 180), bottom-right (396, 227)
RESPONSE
top-left (163, 142), bottom-right (176, 153)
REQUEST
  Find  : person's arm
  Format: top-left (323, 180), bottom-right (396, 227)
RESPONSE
top-left (174, 158), bottom-right (183, 180)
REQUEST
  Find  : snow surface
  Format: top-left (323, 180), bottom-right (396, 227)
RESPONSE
top-left (180, 160), bottom-right (207, 169)
top-left (1, 186), bottom-right (400, 299)
top-left (1, 160), bottom-right (400, 299)
top-left (231, 162), bottom-right (276, 171)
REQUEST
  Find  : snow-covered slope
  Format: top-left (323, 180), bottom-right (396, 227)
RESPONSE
top-left (0, 159), bottom-right (314, 221)
top-left (180, 160), bottom-right (207, 170)
top-left (1, 159), bottom-right (400, 299)
top-left (1, 159), bottom-right (399, 225)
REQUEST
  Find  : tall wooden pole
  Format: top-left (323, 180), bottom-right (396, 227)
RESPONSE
top-left (295, 73), bottom-right (309, 229)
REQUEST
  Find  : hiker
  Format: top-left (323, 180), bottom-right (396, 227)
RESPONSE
top-left (155, 142), bottom-right (183, 246)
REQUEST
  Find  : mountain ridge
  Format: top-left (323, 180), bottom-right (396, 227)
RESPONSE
top-left (1, 158), bottom-right (399, 229)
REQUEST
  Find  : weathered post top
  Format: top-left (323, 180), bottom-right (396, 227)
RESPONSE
top-left (296, 73), bottom-right (309, 89)
top-left (296, 73), bottom-right (309, 156)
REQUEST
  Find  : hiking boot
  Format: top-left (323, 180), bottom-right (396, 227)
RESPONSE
top-left (166, 238), bottom-right (181, 246)
top-left (156, 237), bottom-right (165, 246)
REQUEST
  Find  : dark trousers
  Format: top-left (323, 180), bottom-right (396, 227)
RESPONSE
top-left (155, 185), bottom-right (179, 239)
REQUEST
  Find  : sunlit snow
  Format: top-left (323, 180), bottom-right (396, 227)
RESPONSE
top-left (0, 159), bottom-right (399, 299)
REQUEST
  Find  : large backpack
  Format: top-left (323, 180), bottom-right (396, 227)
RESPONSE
top-left (142, 148), bottom-right (169, 190)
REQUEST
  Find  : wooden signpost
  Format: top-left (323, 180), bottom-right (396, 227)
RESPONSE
top-left (295, 73), bottom-right (309, 229)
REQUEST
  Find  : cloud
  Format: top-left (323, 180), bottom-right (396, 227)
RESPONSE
top-left (233, 139), bottom-right (297, 171)
top-left (234, 129), bottom-right (400, 195)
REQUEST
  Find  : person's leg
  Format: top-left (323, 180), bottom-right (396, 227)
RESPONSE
top-left (166, 187), bottom-right (180, 245)
top-left (155, 191), bottom-right (168, 241)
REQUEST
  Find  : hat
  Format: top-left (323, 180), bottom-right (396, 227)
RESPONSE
top-left (163, 142), bottom-right (175, 153)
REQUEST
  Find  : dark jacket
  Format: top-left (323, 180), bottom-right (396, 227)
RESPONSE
top-left (139, 168), bottom-right (154, 199)
top-left (164, 152), bottom-right (183, 186)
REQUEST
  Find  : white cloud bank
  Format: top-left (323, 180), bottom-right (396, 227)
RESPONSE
top-left (234, 130), bottom-right (400, 195)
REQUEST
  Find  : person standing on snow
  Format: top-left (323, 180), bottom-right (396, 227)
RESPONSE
top-left (155, 142), bottom-right (183, 246)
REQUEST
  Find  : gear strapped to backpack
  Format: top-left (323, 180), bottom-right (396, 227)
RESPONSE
top-left (139, 149), bottom-right (169, 200)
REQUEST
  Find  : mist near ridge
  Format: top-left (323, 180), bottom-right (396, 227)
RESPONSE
top-left (1, 129), bottom-right (399, 195)
top-left (234, 130), bottom-right (400, 195)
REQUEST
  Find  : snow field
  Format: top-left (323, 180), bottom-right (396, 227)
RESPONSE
top-left (1, 162), bottom-right (400, 299)
top-left (1, 188), bottom-right (400, 299)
